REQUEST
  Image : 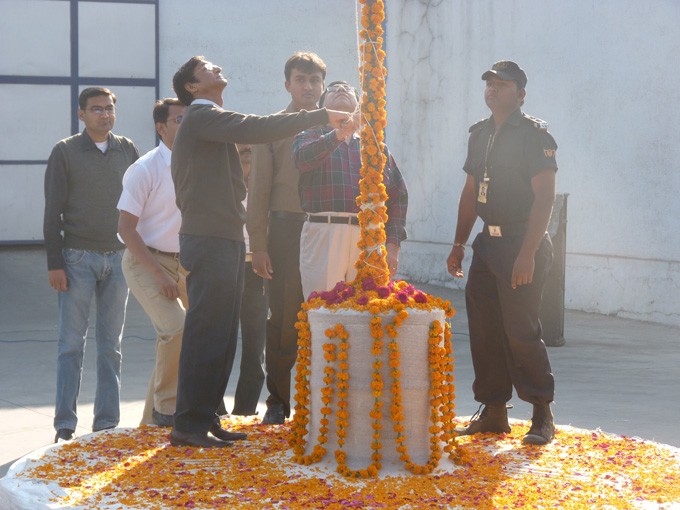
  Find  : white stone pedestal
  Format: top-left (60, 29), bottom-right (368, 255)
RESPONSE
top-left (306, 307), bottom-right (445, 470)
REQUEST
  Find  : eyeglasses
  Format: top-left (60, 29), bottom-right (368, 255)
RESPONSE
top-left (86, 106), bottom-right (116, 116)
top-left (326, 84), bottom-right (357, 94)
top-left (167, 115), bottom-right (183, 124)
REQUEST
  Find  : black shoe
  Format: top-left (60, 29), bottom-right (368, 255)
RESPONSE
top-left (170, 429), bottom-right (233, 448)
top-left (261, 403), bottom-right (286, 425)
top-left (152, 408), bottom-right (174, 427)
top-left (54, 428), bottom-right (75, 443)
top-left (210, 423), bottom-right (247, 441)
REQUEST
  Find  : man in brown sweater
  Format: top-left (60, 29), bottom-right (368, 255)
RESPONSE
top-left (246, 52), bottom-right (327, 425)
top-left (169, 55), bottom-right (353, 448)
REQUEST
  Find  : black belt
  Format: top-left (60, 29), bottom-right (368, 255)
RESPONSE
top-left (270, 210), bottom-right (307, 222)
top-left (148, 247), bottom-right (180, 259)
top-left (482, 222), bottom-right (528, 238)
top-left (307, 214), bottom-right (359, 226)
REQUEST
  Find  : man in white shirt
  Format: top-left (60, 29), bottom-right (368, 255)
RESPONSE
top-left (117, 98), bottom-right (186, 427)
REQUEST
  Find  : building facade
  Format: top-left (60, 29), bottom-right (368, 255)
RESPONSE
top-left (1, 0), bottom-right (678, 327)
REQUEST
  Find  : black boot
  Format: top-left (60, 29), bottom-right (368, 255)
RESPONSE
top-left (523, 403), bottom-right (555, 445)
top-left (455, 403), bottom-right (511, 435)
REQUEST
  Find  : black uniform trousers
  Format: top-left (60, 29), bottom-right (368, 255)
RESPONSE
top-left (264, 214), bottom-right (306, 416)
top-left (465, 231), bottom-right (555, 406)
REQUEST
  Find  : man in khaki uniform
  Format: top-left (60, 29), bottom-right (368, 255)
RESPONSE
top-left (246, 52), bottom-right (326, 425)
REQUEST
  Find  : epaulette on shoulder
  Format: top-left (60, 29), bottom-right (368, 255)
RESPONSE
top-left (521, 113), bottom-right (549, 131)
top-left (468, 118), bottom-right (487, 133)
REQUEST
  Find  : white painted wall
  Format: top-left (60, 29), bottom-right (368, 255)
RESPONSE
top-left (386, 0), bottom-right (680, 327)
top-left (1, 0), bottom-right (678, 327)
top-left (157, 0), bottom-right (361, 116)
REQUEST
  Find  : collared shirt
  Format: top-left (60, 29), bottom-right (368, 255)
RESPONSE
top-left (191, 99), bottom-right (219, 107)
top-left (43, 129), bottom-right (139, 270)
top-left (293, 126), bottom-right (408, 246)
top-left (464, 108), bottom-right (558, 225)
top-left (117, 142), bottom-right (181, 253)
top-left (246, 102), bottom-right (303, 253)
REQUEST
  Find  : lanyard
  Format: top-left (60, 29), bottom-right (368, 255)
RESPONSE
top-left (483, 130), bottom-right (497, 183)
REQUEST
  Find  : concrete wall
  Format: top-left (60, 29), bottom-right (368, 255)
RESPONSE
top-left (386, 0), bottom-right (680, 327)
top-left (1, 0), bottom-right (678, 327)
top-left (157, 0), bottom-right (360, 116)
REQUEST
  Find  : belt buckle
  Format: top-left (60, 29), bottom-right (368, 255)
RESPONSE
top-left (489, 225), bottom-right (502, 237)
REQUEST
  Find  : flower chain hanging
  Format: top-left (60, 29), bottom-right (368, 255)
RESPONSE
top-left (289, 0), bottom-right (461, 479)
top-left (355, 0), bottom-right (390, 287)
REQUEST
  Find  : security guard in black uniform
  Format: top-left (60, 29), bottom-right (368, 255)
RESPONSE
top-left (447, 61), bottom-right (558, 445)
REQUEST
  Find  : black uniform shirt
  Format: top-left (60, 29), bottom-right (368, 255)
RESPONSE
top-left (463, 109), bottom-right (558, 225)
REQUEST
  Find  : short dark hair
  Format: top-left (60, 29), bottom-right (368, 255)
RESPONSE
top-left (284, 52), bottom-right (327, 82)
top-left (153, 98), bottom-right (182, 124)
top-left (79, 87), bottom-right (115, 109)
top-left (319, 81), bottom-right (359, 107)
top-left (173, 56), bottom-right (204, 106)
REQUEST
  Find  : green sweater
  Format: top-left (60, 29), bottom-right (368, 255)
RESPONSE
top-left (43, 130), bottom-right (139, 270)
top-left (171, 103), bottom-right (329, 240)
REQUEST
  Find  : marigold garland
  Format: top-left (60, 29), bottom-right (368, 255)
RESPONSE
top-left (291, 326), bottom-right (337, 465)
top-left (291, 291), bottom-right (462, 477)
top-left (387, 318), bottom-right (448, 475)
top-left (290, 0), bottom-right (461, 479)
top-left (355, 0), bottom-right (390, 287)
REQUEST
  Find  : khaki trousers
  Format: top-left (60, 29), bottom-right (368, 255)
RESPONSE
top-left (122, 249), bottom-right (187, 425)
top-left (299, 214), bottom-right (361, 299)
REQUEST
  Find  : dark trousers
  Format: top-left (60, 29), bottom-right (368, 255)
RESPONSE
top-left (174, 234), bottom-right (245, 434)
top-left (232, 261), bottom-right (268, 415)
top-left (264, 215), bottom-right (305, 416)
top-left (465, 232), bottom-right (555, 406)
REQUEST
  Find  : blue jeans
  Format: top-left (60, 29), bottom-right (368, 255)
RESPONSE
top-left (54, 249), bottom-right (128, 431)
top-left (174, 235), bottom-right (245, 434)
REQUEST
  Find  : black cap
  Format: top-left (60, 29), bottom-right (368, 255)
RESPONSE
top-left (481, 61), bottom-right (527, 89)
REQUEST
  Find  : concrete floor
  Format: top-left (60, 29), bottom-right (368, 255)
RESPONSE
top-left (1, 246), bottom-right (679, 478)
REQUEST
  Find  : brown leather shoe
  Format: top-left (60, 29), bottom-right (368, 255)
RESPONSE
top-left (523, 403), bottom-right (555, 445)
top-left (210, 423), bottom-right (247, 441)
top-left (170, 429), bottom-right (233, 448)
top-left (455, 403), bottom-right (511, 435)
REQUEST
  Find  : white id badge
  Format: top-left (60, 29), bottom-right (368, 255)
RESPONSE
top-left (478, 182), bottom-right (488, 203)
top-left (489, 226), bottom-right (502, 237)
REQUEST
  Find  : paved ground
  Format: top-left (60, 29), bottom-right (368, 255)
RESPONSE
top-left (1, 246), bottom-right (679, 478)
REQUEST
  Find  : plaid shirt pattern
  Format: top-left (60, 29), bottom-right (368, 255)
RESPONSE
top-left (293, 126), bottom-right (408, 246)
